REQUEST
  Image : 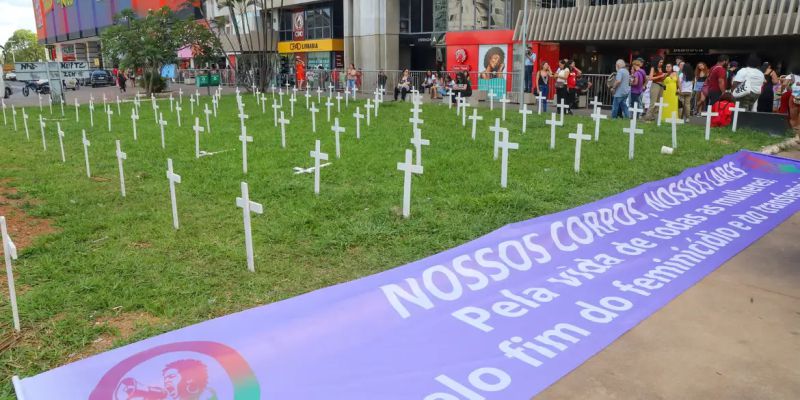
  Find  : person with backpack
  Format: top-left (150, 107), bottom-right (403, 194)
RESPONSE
top-left (731, 55), bottom-right (765, 111)
top-left (611, 59), bottom-right (631, 119)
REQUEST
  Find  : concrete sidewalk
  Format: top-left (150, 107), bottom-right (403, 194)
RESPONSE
top-left (535, 149), bottom-right (800, 399)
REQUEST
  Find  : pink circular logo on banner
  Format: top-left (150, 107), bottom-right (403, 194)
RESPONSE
top-left (455, 48), bottom-right (468, 64)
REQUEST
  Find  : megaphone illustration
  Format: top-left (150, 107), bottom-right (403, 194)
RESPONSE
top-left (115, 377), bottom-right (168, 400)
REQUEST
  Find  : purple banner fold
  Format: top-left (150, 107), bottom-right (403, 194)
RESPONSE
top-left (14, 151), bottom-right (800, 400)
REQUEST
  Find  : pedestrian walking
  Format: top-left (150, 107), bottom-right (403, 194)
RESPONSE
top-left (642, 56), bottom-right (666, 121)
top-left (611, 59), bottom-right (631, 119)
top-left (630, 58), bottom-right (646, 110)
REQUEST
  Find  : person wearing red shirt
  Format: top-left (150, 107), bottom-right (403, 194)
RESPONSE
top-left (295, 57), bottom-right (306, 90)
top-left (706, 54), bottom-right (729, 106)
top-left (566, 60), bottom-right (581, 114)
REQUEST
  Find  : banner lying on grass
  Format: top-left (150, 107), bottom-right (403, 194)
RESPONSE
top-left (14, 151), bottom-right (800, 400)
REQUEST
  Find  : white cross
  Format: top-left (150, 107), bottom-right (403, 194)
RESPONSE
top-left (289, 95), bottom-right (297, 117)
top-left (89, 101), bottom-right (95, 127)
top-left (589, 96), bottom-right (602, 113)
top-left (1, 100), bottom-right (6, 126)
top-left (630, 103), bottom-right (644, 125)
top-left (328, 83), bottom-right (334, 98)
top-left (261, 93), bottom-right (267, 114)
top-left (115, 95), bottom-right (120, 115)
top-left (497, 129), bottom-right (519, 188)
top-left (21, 109), bottom-right (28, 140)
top-left (568, 124), bottom-right (591, 173)
top-left (445, 89), bottom-right (454, 108)
top-left (212, 96), bottom-right (218, 117)
top-left (623, 118), bottom-right (644, 160)
top-left (309, 102), bottom-right (319, 132)
top-left (115, 140), bottom-right (127, 197)
top-left (489, 118), bottom-right (505, 159)
top-left (310, 140), bottom-right (329, 195)
top-left (331, 117), bottom-right (346, 158)
top-left (278, 111), bottom-right (290, 149)
top-left (409, 112), bottom-right (424, 132)
top-left (335, 92), bottom-right (342, 113)
top-left (189, 96), bottom-right (196, 115)
top-left (519, 103), bottom-right (533, 133)
top-left (103, 93), bottom-right (107, 109)
top-left (666, 111), bottom-right (685, 149)
top-left (729, 101), bottom-right (746, 132)
top-left (193, 117), bottom-right (205, 159)
top-left (410, 128), bottom-right (430, 167)
top-left (238, 109), bottom-right (249, 131)
top-left (545, 112), bottom-right (563, 150)
top-left (701, 105), bottom-right (719, 141)
top-left (654, 97), bottom-right (667, 126)
top-left (166, 159), bottom-right (182, 230)
top-left (499, 96), bottom-right (511, 121)
top-left (325, 98), bottom-right (334, 122)
top-left (236, 182), bottom-right (263, 272)
top-left (204, 104), bottom-right (212, 133)
top-left (373, 93), bottom-right (382, 117)
top-left (252, 84), bottom-right (258, 96)
top-left (37, 94), bottom-right (42, 111)
top-left (468, 108), bottom-right (483, 140)
top-left (591, 106), bottom-right (608, 141)
top-left (556, 98), bottom-right (570, 124)
top-left (536, 92), bottom-right (548, 115)
top-left (272, 100), bottom-right (281, 127)
top-left (487, 91), bottom-right (497, 110)
top-left (316, 87), bottom-right (323, 103)
top-left (56, 122), bottom-right (65, 162)
top-left (397, 149), bottom-right (423, 218)
top-left (48, 95), bottom-right (53, 115)
top-left (152, 101), bottom-right (159, 125)
top-left (270, 84), bottom-right (276, 98)
top-left (304, 89), bottom-right (311, 109)
top-left (11, 105), bottom-right (17, 132)
top-left (455, 93), bottom-right (462, 115)
top-left (461, 100), bottom-right (471, 127)
top-left (352, 86), bottom-right (359, 99)
top-left (278, 89), bottom-right (285, 107)
top-left (74, 98), bottom-right (80, 122)
top-left (106, 106), bottom-right (114, 132)
top-left (344, 90), bottom-right (349, 107)
top-left (82, 130), bottom-right (91, 177)
top-left (364, 99), bottom-right (374, 126)
top-left (353, 107), bottom-right (364, 139)
top-left (158, 112), bottom-right (168, 149)
top-left (1, 216), bottom-right (21, 332)
top-left (175, 104), bottom-right (182, 127)
top-left (179, 88), bottom-right (183, 105)
top-left (131, 110), bottom-right (139, 141)
top-left (239, 123), bottom-right (253, 174)
top-left (39, 115), bottom-right (47, 151)
top-left (292, 86), bottom-right (298, 98)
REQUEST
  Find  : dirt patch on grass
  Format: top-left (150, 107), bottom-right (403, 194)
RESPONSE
top-left (67, 311), bottom-right (162, 362)
top-left (0, 179), bottom-right (57, 250)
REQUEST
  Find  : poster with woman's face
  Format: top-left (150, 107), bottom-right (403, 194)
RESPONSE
top-left (479, 45), bottom-right (508, 80)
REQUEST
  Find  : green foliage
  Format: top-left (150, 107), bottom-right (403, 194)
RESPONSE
top-left (2, 29), bottom-right (46, 63)
top-left (141, 72), bottom-right (167, 93)
top-left (101, 7), bottom-right (222, 94)
top-left (0, 94), bottom-right (781, 396)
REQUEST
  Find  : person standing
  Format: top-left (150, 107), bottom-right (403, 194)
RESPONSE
top-left (706, 55), bottom-right (729, 106)
top-left (693, 62), bottom-right (708, 115)
top-left (394, 69), bottom-right (412, 101)
top-left (118, 70), bottom-right (127, 93)
top-left (642, 56), bottom-right (666, 121)
top-left (732, 55), bottom-right (765, 111)
top-left (555, 60), bottom-right (569, 108)
top-left (678, 62), bottom-right (694, 121)
top-left (566, 60), bottom-right (581, 113)
top-left (758, 62), bottom-right (780, 112)
top-left (295, 57), bottom-right (306, 90)
top-left (629, 58), bottom-right (646, 109)
top-left (611, 60), bottom-right (631, 119)
top-left (524, 46), bottom-right (535, 93)
top-left (535, 61), bottom-right (553, 112)
top-left (346, 63), bottom-right (358, 93)
top-left (661, 64), bottom-right (680, 123)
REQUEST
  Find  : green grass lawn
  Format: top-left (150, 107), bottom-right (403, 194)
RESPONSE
top-left (0, 92), bottom-right (780, 396)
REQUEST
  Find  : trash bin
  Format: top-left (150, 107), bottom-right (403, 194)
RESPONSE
top-left (196, 75), bottom-right (209, 87)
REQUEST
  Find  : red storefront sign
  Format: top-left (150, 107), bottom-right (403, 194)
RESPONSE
top-left (293, 11), bottom-right (305, 41)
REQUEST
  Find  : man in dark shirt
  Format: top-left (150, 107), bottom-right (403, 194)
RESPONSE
top-left (706, 55), bottom-right (729, 106)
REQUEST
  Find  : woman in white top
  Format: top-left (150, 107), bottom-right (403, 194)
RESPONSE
top-left (678, 61), bottom-right (695, 121)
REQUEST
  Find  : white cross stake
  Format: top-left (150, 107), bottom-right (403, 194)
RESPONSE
top-left (158, 112), bottom-right (168, 149)
top-left (82, 130), bottom-right (91, 177)
top-left (489, 118), bottom-right (505, 159)
top-left (289, 95), bottom-right (296, 117)
top-left (106, 107), bottom-right (114, 132)
top-left (557, 98), bottom-right (570, 124)
top-left (310, 140), bottom-right (328, 195)
top-left (131, 110), bottom-right (139, 141)
top-left (325, 98), bottom-right (333, 122)
top-left (74, 98), bottom-right (80, 122)
top-left (21, 110), bottom-right (29, 140)
top-left (397, 149), bottom-right (423, 218)
top-left (461, 100), bottom-right (471, 127)
top-left (729, 101), bottom-right (745, 132)
top-left (166, 159), bottom-right (182, 230)
top-left (89, 101), bottom-right (95, 127)
top-left (701, 105), bottom-right (718, 141)
top-left (11, 105), bottom-right (17, 132)
top-left (545, 112), bottom-right (563, 150)
top-left (189, 96), bottom-right (195, 115)
top-left (589, 96), bottom-right (602, 112)
top-left (204, 104), bottom-right (212, 133)
top-left (239, 122), bottom-right (253, 174)
top-left (456, 93), bottom-right (462, 116)
top-left (331, 118), bottom-right (345, 158)
top-left (278, 111), bottom-right (290, 149)
top-left (304, 89), bottom-right (311, 109)
top-left (272, 100), bottom-right (281, 127)
top-left (353, 107), bottom-right (364, 139)
top-left (37, 94), bottom-right (42, 112)
top-left (666, 111), bottom-right (684, 149)
top-left (487, 91), bottom-right (496, 110)
top-left (497, 129), bottom-right (519, 188)
top-left (1, 216), bottom-right (20, 332)
top-left (261, 93), bottom-right (267, 114)
top-left (568, 124), bottom-right (591, 173)
top-left (335, 92), bottom-right (342, 113)
top-left (39, 115), bottom-right (47, 151)
top-left (537, 92), bottom-right (548, 114)
top-left (499, 95), bottom-right (510, 121)
top-left (445, 89), bottom-right (453, 109)
top-left (590, 106), bottom-right (608, 141)
top-left (309, 102), bottom-right (319, 132)
top-left (519, 103), bottom-right (532, 133)
top-left (624, 118), bottom-right (644, 160)
top-left (373, 93), bottom-right (381, 117)
top-left (316, 87), bottom-right (323, 103)
top-left (175, 104), bottom-right (182, 127)
top-left (654, 97), bottom-right (667, 126)
top-left (152, 101), bottom-right (159, 125)
top-left (115, 140), bottom-right (127, 197)
top-left (469, 108), bottom-right (483, 140)
top-left (345, 90), bottom-right (349, 107)
top-left (213, 96), bottom-right (219, 118)
top-left (179, 88), bottom-right (183, 105)
top-left (410, 128), bottom-right (430, 167)
top-left (116, 96), bottom-right (121, 115)
top-left (630, 103), bottom-right (644, 125)
top-left (1, 100), bottom-right (5, 125)
top-left (194, 117), bottom-right (205, 159)
top-left (409, 110), bottom-right (424, 132)
top-left (168, 94), bottom-right (174, 113)
top-left (364, 100), bottom-right (374, 126)
top-left (236, 182), bottom-right (263, 273)
top-left (56, 122), bottom-right (66, 162)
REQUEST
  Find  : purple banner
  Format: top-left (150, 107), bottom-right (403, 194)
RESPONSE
top-left (14, 151), bottom-right (800, 400)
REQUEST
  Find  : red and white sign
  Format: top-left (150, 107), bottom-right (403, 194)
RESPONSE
top-left (293, 11), bottom-right (305, 41)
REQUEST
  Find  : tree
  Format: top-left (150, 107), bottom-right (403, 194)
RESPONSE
top-left (101, 7), bottom-right (222, 94)
top-left (2, 29), bottom-right (46, 63)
